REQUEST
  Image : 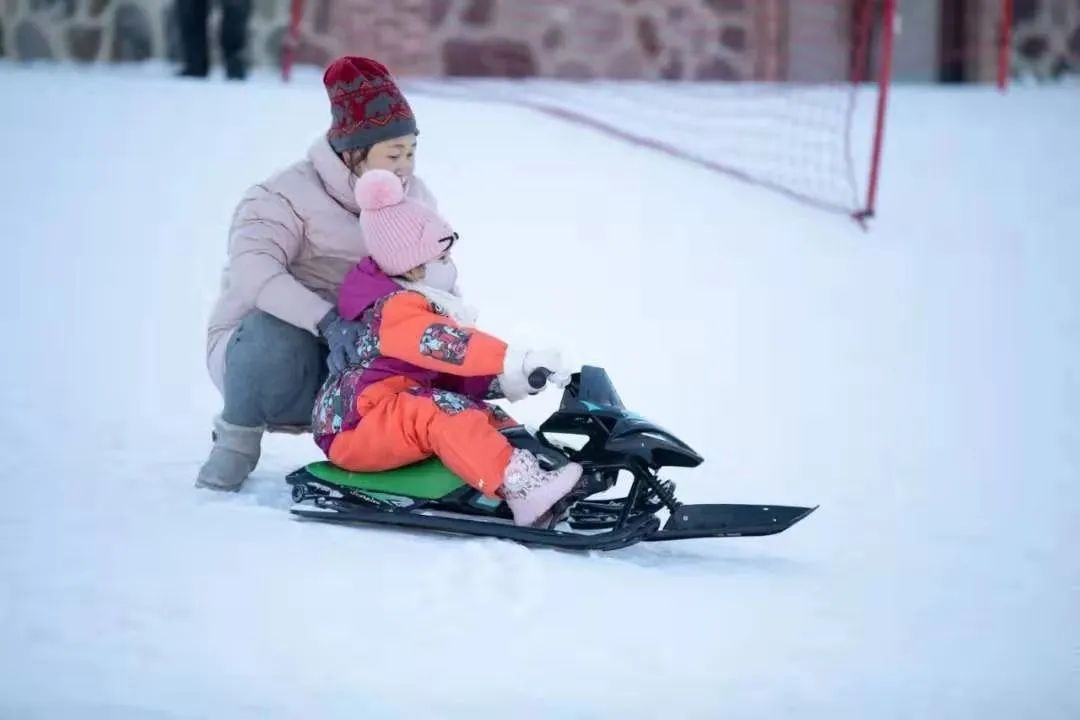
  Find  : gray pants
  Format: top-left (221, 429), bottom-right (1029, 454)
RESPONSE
top-left (222, 311), bottom-right (329, 428)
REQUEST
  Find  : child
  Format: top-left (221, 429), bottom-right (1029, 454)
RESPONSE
top-left (311, 169), bottom-right (583, 527)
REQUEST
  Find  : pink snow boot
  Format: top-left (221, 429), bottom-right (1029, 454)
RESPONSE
top-left (500, 449), bottom-right (583, 527)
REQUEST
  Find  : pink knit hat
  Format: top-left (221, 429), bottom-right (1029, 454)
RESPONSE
top-left (354, 169), bottom-right (456, 276)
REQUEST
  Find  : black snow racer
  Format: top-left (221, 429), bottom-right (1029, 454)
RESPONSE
top-left (287, 365), bottom-right (817, 550)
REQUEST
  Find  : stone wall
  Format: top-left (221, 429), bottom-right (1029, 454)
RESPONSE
top-left (427, 0), bottom-right (767, 81)
top-left (0, 0), bottom-right (843, 82)
top-left (0, 0), bottom-right (326, 66)
top-left (1012, 0), bottom-right (1080, 79)
top-left (286, 0), bottom-right (774, 81)
top-left (1, 0), bottom-right (1075, 82)
top-left (1, 0), bottom-right (171, 63)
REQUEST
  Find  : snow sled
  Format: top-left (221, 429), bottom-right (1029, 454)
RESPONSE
top-left (286, 365), bottom-right (817, 551)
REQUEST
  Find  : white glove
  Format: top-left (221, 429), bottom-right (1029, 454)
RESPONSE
top-left (499, 346), bottom-right (572, 402)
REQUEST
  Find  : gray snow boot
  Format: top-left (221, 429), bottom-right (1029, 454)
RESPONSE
top-left (194, 416), bottom-right (263, 491)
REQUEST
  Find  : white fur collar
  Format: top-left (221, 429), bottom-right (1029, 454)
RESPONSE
top-left (398, 281), bottom-right (479, 327)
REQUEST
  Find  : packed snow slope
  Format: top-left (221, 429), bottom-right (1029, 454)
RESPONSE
top-left (0, 63), bottom-right (1077, 719)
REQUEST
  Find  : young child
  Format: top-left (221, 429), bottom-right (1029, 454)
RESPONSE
top-left (311, 169), bottom-right (583, 527)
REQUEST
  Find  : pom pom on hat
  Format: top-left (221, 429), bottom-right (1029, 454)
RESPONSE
top-left (354, 169), bottom-right (406, 211)
top-left (356, 169), bottom-right (457, 276)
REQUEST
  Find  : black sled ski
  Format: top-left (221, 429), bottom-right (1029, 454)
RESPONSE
top-left (291, 499), bottom-right (659, 551)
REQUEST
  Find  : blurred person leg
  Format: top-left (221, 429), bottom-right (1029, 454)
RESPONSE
top-left (176, 0), bottom-right (210, 77)
top-left (220, 0), bottom-right (253, 80)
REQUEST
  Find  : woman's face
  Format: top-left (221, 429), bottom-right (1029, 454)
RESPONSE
top-left (358, 134), bottom-right (417, 183)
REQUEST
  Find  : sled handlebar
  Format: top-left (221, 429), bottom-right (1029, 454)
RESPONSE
top-left (528, 367), bottom-right (551, 390)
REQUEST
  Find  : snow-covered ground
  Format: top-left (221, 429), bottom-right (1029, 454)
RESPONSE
top-left (0, 61), bottom-right (1077, 719)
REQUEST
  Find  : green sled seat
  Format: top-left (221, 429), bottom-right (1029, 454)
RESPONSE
top-left (300, 457), bottom-right (469, 500)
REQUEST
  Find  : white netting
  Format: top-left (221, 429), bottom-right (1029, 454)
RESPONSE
top-left (406, 0), bottom-right (894, 218)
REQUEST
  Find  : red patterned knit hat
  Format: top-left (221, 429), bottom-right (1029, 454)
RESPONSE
top-left (323, 56), bottom-right (417, 154)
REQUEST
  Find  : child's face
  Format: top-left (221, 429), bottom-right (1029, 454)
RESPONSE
top-left (361, 135), bottom-right (417, 183)
top-left (402, 250), bottom-right (452, 282)
top-left (403, 250), bottom-right (457, 292)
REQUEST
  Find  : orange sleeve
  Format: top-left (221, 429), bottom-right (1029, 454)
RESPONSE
top-left (378, 292), bottom-right (508, 376)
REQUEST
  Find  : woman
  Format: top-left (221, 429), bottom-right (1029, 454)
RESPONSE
top-left (197, 55), bottom-right (437, 491)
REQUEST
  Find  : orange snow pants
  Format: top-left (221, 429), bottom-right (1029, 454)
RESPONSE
top-left (328, 391), bottom-right (515, 497)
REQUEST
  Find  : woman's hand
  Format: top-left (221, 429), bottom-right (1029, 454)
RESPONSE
top-left (317, 309), bottom-right (363, 375)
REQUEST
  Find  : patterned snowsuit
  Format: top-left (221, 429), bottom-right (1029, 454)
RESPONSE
top-left (311, 258), bottom-right (517, 497)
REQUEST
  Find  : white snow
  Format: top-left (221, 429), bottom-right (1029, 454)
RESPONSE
top-left (0, 61), bottom-right (1077, 719)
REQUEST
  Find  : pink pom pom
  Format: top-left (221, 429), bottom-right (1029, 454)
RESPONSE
top-left (354, 168), bottom-right (405, 211)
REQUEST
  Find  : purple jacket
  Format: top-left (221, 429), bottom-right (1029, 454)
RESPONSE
top-left (310, 258), bottom-right (504, 454)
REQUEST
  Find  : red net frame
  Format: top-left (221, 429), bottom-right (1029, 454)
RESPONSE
top-left (999, 0), bottom-right (1014, 89)
top-left (937, 0), bottom-right (1015, 89)
top-left (851, 0), bottom-right (897, 224)
top-left (281, 0), bottom-right (305, 83)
